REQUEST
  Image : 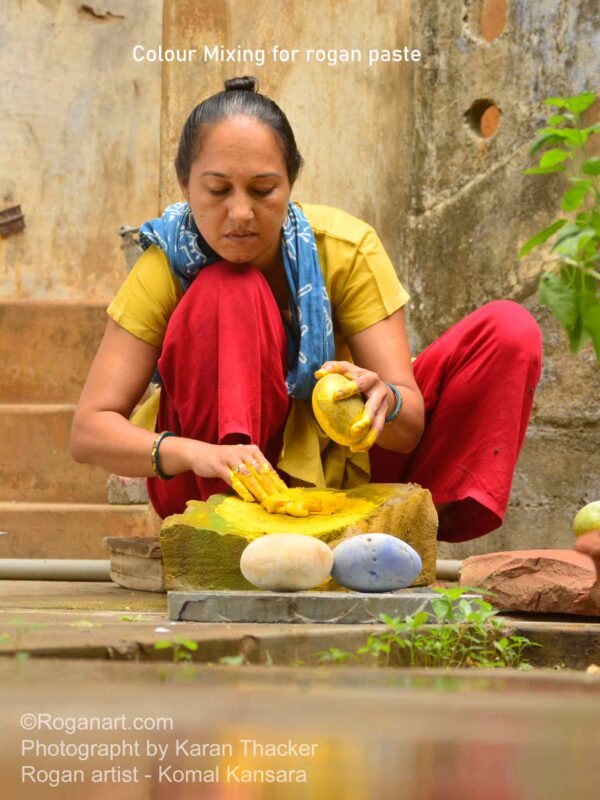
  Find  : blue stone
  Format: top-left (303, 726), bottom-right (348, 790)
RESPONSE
top-left (331, 533), bottom-right (422, 593)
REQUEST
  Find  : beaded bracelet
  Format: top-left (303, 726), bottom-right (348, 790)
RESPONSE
top-left (151, 431), bottom-right (176, 480)
top-left (384, 383), bottom-right (403, 424)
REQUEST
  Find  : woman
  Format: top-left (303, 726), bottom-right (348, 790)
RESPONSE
top-left (70, 75), bottom-right (542, 543)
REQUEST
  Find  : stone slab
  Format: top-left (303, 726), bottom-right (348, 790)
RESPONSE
top-left (168, 589), bottom-right (473, 624)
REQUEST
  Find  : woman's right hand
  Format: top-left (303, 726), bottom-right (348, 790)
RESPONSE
top-left (183, 440), bottom-right (318, 517)
top-left (185, 440), bottom-right (274, 485)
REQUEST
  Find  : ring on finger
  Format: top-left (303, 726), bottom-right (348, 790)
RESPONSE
top-left (232, 463), bottom-right (246, 474)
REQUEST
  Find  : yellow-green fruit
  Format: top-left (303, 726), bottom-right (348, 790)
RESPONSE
top-left (573, 501), bottom-right (600, 537)
top-left (312, 373), bottom-right (365, 446)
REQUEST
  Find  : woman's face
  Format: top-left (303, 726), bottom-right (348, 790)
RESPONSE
top-left (180, 115), bottom-right (292, 272)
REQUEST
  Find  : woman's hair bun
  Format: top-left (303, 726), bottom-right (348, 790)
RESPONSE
top-left (224, 75), bottom-right (259, 93)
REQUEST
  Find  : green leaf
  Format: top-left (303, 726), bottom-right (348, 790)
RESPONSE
top-left (438, 586), bottom-right (472, 601)
top-left (458, 600), bottom-right (473, 618)
top-left (582, 300), bottom-right (600, 362)
top-left (561, 183), bottom-right (590, 212)
top-left (519, 219), bottom-right (566, 257)
top-left (14, 652), bottom-right (30, 662)
top-left (543, 97), bottom-right (570, 109)
top-left (543, 92), bottom-right (596, 114)
top-left (567, 319), bottom-right (591, 355)
top-left (539, 271), bottom-right (578, 329)
top-left (431, 598), bottom-right (451, 620)
top-left (553, 222), bottom-right (584, 245)
top-left (539, 148), bottom-right (569, 167)
top-left (523, 165), bottom-right (566, 175)
top-left (412, 611), bottom-right (430, 627)
top-left (153, 640), bottom-right (173, 650)
top-left (565, 92), bottom-right (596, 114)
top-left (179, 640), bottom-right (199, 651)
top-left (537, 127), bottom-right (587, 146)
top-left (219, 655), bottom-right (248, 666)
top-left (379, 613), bottom-right (401, 628)
top-left (547, 114), bottom-right (568, 125)
top-left (583, 157), bottom-right (600, 175)
top-left (553, 227), bottom-right (596, 258)
top-left (567, 177), bottom-right (594, 189)
top-left (528, 132), bottom-right (569, 156)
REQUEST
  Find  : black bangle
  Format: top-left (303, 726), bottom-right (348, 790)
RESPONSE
top-left (151, 431), bottom-right (176, 479)
top-left (384, 383), bottom-right (403, 424)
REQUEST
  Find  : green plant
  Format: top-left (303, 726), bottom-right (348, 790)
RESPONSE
top-left (218, 649), bottom-right (274, 666)
top-left (218, 654), bottom-right (250, 666)
top-left (357, 587), bottom-right (540, 669)
top-left (520, 90), bottom-right (600, 361)
top-left (153, 636), bottom-right (199, 663)
top-left (316, 647), bottom-right (356, 665)
top-left (2, 618), bottom-right (47, 661)
top-left (68, 619), bottom-right (99, 628)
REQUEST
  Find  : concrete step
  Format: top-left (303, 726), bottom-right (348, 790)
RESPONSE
top-left (0, 300), bottom-right (108, 402)
top-left (0, 502), bottom-right (161, 559)
top-left (0, 403), bottom-right (111, 503)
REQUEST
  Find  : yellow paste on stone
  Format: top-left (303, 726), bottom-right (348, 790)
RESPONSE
top-left (182, 488), bottom-right (377, 541)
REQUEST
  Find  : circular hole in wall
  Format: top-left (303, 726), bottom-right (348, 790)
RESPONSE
top-left (464, 100), bottom-right (501, 138)
top-left (479, 0), bottom-right (507, 42)
top-left (463, 0), bottom-right (507, 43)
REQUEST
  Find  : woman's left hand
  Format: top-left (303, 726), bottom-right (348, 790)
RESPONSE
top-left (314, 360), bottom-right (395, 452)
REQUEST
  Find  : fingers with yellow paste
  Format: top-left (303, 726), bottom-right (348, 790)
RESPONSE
top-left (334, 379), bottom-right (359, 400)
top-left (230, 472), bottom-right (255, 502)
top-left (349, 425), bottom-right (380, 453)
top-left (262, 493), bottom-right (310, 517)
top-left (229, 459), bottom-right (320, 518)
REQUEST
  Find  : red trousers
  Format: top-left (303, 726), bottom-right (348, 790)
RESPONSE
top-left (147, 260), bottom-right (542, 543)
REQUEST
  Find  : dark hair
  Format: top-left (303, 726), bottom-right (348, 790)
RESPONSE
top-left (175, 75), bottom-right (304, 187)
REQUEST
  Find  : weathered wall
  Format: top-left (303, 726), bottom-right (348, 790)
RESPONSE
top-left (3, 0), bottom-right (598, 554)
top-left (0, 0), bottom-right (162, 300)
top-left (160, 0), bottom-right (599, 556)
top-left (404, 0), bottom-right (600, 557)
top-left (160, 0), bottom-right (415, 282)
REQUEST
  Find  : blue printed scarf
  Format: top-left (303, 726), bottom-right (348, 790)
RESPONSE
top-left (138, 201), bottom-right (334, 400)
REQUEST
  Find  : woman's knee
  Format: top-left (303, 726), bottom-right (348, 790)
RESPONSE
top-left (479, 300), bottom-right (542, 362)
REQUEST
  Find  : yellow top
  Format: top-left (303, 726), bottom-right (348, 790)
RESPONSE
top-left (107, 201), bottom-right (410, 489)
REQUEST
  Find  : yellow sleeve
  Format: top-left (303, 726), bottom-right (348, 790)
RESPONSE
top-left (333, 225), bottom-right (411, 338)
top-left (106, 245), bottom-right (183, 348)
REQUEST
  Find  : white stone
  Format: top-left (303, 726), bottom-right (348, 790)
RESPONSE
top-left (240, 534), bottom-right (333, 592)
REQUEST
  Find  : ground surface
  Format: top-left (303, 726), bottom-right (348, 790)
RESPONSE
top-left (1, 580), bottom-right (600, 667)
top-left (1, 580), bottom-right (600, 799)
